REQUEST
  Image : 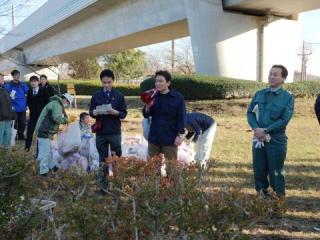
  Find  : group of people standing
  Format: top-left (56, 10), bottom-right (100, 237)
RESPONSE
top-left (0, 65), bottom-right (304, 204)
top-left (0, 70), bottom-right (55, 151)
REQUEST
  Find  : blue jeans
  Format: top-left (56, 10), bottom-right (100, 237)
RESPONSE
top-left (37, 138), bottom-right (56, 174)
top-left (0, 120), bottom-right (12, 148)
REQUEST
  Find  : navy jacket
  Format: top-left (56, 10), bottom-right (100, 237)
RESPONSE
top-left (27, 87), bottom-right (50, 120)
top-left (89, 88), bottom-right (127, 136)
top-left (315, 95), bottom-right (320, 125)
top-left (143, 89), bottom-right (186, 146)
top-left (185, 112), bottom-right (214, 142)
top-left (5, 81), bottom-right (28, 112)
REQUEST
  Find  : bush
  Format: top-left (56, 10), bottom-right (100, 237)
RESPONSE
top-left (49, 80), bottom-right (140, 96)
top-left (140, 75), bottom-right (320, 100)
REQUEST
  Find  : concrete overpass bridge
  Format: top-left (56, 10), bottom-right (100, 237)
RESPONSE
top-left (0, 0), bottom-right (319, 81)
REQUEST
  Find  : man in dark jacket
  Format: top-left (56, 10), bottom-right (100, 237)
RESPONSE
top-left (5, 69), bottom-right (28, 140)
top-left (0, 87), bottom-right (15, 148)
top-left (143, 70), bottom-right (186, 176)
top-left (89, 69), bottom-right (127, 189)
top-left (40, 74), bottom-right (55, 97)
top-left (185, 112), bottom-right (217, 168)
top-left (25, 75), bottom-right (50, 151)
top-left (315, 95), bottom-right (320, 125)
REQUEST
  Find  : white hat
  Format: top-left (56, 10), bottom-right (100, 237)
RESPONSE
top-left (62, 93), bottom-right (74, 104)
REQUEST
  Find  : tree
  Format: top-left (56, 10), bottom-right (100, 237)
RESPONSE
top-left (101, 49), bottom-right (146, 81)
top-left (68, 57), bottom-right (101, 79)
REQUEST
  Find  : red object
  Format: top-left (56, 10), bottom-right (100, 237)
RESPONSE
top-left (91, 118), bottom-right (102, 133)
top-left (140, 89), bottom-right (157, 104)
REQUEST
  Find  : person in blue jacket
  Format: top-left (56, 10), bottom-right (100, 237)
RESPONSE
top-left (89, 69), bottom-right (127, 191)
top-left (143, 70), bottom-right (186, 176)
top-left (5, 69), bottom-right (28, 140)
top-left (185, 112), bottom-right (217, 168)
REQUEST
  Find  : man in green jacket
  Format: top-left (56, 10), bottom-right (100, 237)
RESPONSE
top-left (247, 65), bottom-right (294, 200)
top-left (34, 94), bottom-right (73, 176)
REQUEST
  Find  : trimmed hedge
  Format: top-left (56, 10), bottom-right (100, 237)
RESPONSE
top-left (140, 74), bottom-right (320, 100)
top-left (49, 80), bottom-right (140, 96)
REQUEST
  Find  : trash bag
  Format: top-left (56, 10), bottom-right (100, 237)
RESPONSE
top-left (10, 120), bottom-right (17, 147)
top-left (122, 135), bottom-right (148, 160)
top-left (57, 122), bottom-right (81, 155)
top-left (141, 118), bottom-right (151, 141)
top-left (178, 142), bottom-right (195, 165)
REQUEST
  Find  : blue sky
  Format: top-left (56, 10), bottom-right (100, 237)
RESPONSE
top-left (1, 1), bottom-right (320, 74)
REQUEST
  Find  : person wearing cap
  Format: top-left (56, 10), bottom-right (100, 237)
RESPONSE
top-left (34, 93), bottom-right (72, 176)
top-left (247, 65), bottom-right (294, 201)
top-left (5, 69), bottom-right (29, 140)
top-left (25, 75), bottom-right (50, 152)
top-left (185, 112), bottom-right (217, 168)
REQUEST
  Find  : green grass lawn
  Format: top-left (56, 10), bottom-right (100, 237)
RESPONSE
top-left (25, 96), bottom-right (320, 239)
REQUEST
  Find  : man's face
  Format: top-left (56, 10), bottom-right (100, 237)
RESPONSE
top-left (13, 73), bottom-right (20, 83)
top-left (268, 67), bottom-right (284, 88)
top-left (155, 75), bottom-right (170, 92)
top-left (0, 75), bottom-right (4, 85)
top-left (101, 77), bottom-right (114, 90)
top-left (40, 77), bottom-right (47, 86)
top-left (30, 80), bottom-right (39, 88)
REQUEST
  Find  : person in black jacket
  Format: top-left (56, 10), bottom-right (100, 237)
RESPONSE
top-left (315, 95), bottom-right (320, 125)
top-left (40, 74), bottom-right (55, 97)
top-left (89, 69), bottom-right (127, 191)
top-left (25, 75), bottom-right (50, 151)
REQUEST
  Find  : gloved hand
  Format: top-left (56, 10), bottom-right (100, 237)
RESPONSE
top-left (253, 137), bottom-right (264, 148)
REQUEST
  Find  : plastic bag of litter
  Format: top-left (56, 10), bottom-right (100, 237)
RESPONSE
top-left (57, 122), bottom-right (81, 155)
top-left (122, 135), bottom-right (148, 160)
top-left (178, 142), bottom-right (195, 165)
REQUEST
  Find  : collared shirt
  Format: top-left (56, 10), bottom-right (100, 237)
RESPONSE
top-left (89, 88), bottom-right (127, 135)
top-left (247, 87), bottom-right (294, 135)
top-left (33, 87), bottom-right (39, 95)
top-left (143, 89), bottom-right (186, 145)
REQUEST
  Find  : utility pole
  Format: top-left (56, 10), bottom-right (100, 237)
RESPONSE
top-left (298, 41), bottom-right (312, 81)
top-left (171, 39), bottom-right (175, 74)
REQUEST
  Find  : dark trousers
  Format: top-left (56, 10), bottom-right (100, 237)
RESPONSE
top-left (252, 134), bottom-right (287, 196)
top-left (148, 143), bottom-right (178, 176)
top-left (25, 115), bottom-right (39, 149)
top-left (96, 134), bottom-right (122, 188)
top-left (14, 112), bottom-right (26, 139)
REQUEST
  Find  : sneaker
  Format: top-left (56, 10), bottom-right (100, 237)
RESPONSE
top-left (258, 189), bottom-right (270, 199)
top-left (52, 166), bottom-right (59, 173)
top-left (314, 225), bottom-right (320, 232)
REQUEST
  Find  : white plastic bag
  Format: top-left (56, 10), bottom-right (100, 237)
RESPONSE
top-left (142, 118), bottom-right (151, 140)
top-left (57, 122), bottom-right (81, 155)
top-left (122, 135), bottom-right (148, 160)
top-left (10, 120), bottom-right (17, 147)
top-left (178, 142), bottom-right (195, 165)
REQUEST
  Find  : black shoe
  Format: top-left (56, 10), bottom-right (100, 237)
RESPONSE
top-left (97, 189), bottom-right (107, 196)
top-left (40, 173), bottom-right (48, 177)
top-left (52, 166), bottom-right (59, 173)
top-left (25, 147), bottom-right (30, 152)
